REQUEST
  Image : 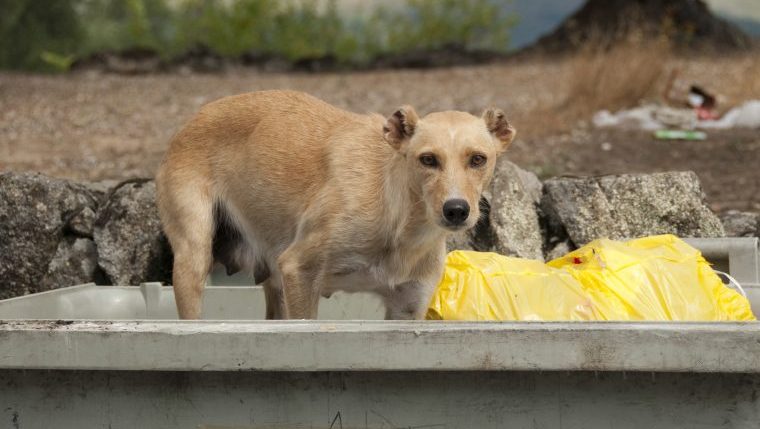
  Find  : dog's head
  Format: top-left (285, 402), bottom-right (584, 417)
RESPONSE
top-left (383, 105), bottom-right (515, 232)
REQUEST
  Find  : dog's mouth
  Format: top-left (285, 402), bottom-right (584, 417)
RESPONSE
top-left (439, 219), bottom-right (471, 232)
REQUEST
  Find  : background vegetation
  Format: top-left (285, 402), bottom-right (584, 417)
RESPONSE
top-left (0, 0), bottom-right (517, 72)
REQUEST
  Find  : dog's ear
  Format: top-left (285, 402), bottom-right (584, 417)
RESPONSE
top-left (482, 108), bottom-right (516, 151)
top-left (383, 105), bottom-right (419, 150)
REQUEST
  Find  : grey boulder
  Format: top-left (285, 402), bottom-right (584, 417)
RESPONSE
top-left (40, 237), bottom-right (100, 291)
top-left (67, 206), bottom-right (97, 237)
top-left (488, 158), bottom-right (544, 259)
top-left (0, 172), bottom-right (100, 298)
top-left (94, 179), bottom-right (173, 286)
top-left (542, 171), bottom-right (725, 247)
top-left (720, 210), bottom-right (759, 237)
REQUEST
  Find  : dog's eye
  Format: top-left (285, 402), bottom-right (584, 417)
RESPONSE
top-left (470, 154), bottom-right (487, 167)
top-left (419, 154), bottom-right (438, 168)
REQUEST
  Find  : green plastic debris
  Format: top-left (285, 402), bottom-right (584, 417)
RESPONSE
top-left (654, 130), bottom-right (707, 141)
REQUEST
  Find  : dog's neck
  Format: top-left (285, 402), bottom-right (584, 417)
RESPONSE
top-left (381, 153), bottom-right (447, 252)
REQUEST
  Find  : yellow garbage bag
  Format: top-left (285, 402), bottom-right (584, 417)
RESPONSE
top-left (427, 235), bottom-right (755, 321)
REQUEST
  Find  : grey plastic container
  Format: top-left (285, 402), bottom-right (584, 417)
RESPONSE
top-left (0, 238), bottom-right (758, 429)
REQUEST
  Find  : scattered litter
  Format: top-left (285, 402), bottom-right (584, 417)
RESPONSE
top-left (698, 100), bottom-right (760, 129)
top-left (688, 85), bottom-right (717, 110)
top-left (597, 71), bottom-right (759, 131)
top-left (689, 85), bottom-right (719, 120)
top-left (593, 100), bottom-right (760, 131)
top-left (654, 106), bottom-right (698, 128)
top-left (654, 130), bottom-right (707, 141)
top-left (664, 69), bottom-right (720, 120)
top-left (593, 106), bottom-right (666, 130)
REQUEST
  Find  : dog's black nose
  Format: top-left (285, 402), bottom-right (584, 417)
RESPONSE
top-left (442, 199), bottom-right (470, 225)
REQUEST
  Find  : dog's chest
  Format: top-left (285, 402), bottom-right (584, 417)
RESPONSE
top-left (323, 269), bottom-right (384, 295)
top-left (323, 251), bottom-right (416, 295)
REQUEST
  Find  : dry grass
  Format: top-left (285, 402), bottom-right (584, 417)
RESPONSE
top-left (508, 39), bottom-right (674, 137)
top-left (724, 54), bottom-right (760, 105)
top-left (557, 38), bottom-right (760, 119)
top-left (521, 41), bottom-right (760, 136)
top-left (748, 56), bottom-right (760, 96)
top-left (752, 56), bottom-right (760, 96)
top-left (561, 40), bottom-right (671, 117)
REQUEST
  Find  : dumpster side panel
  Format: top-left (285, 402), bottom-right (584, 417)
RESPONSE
top-left (1, 370), bottom-right (759, 429)
top-left (2, 321), bottom-right (760, 372)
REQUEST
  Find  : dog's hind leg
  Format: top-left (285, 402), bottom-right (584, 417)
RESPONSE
top-left (156, 173), bottom-right (214, 320)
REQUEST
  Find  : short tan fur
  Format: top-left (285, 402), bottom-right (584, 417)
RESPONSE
top-left (156, 90), bottom-right (515, 319)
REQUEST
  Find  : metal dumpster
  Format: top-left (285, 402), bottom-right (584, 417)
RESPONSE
top-left (0, 238), bottom-right (758, 429)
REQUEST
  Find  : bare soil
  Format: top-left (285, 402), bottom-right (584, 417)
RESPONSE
top-left (1, 57), bottom-right (758, 212)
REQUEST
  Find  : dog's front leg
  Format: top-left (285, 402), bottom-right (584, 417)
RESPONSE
top-left (384, 247), bottom-right (445, 320)
top-left (263, 277), bottom-right (285, 320)
top-left (384, 280), bottom-right (438, 320)
top-left (277, 247), bottom-right (323, 319)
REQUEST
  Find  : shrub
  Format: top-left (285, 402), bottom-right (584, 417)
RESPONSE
top-left (0, 0), bottom-right (84, 70)
top-left (382, 0), bottom-right (515, 53)
top-left (0, 0), bottom-right (518, 71)
top-left (78, 0), bottom-right (176, 57)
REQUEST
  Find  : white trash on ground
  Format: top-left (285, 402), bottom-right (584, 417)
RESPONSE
top-left (593, 100), bottom-right (760, 131)
top-left (699, 100), bottom-right (760, 129)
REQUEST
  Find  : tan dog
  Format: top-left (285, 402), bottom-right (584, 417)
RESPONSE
top-left (156, 90), bottom-right (515, 320)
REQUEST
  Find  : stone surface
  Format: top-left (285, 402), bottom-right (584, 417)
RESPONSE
top-left (545, 240), bottom-right (572, 261)
top-left (40, 237), bottom-right (99, 291)
top-left (488, 158), bottom-right (545, 260)
top-left (447, 159), bottom-right (544, 260)
top-left (80, 179), bottom-right (118, 201)
top-left (720, 210), bottom-right (759, 237)
top-left (446, 231), bottom-right (474, 253)
top-left (93, 179), bottom-right (172, 285)
top-left (0, 172), bottom-right (99, 299)
top-left (542, 171), bottom-right (725, 246)
top-left (539, 190), bottom-right (573, 258)
top-left (67, 206), bottom-right (97, 237)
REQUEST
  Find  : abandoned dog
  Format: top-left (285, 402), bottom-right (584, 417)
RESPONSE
top-left (156, 90), bottom-right (515, 319)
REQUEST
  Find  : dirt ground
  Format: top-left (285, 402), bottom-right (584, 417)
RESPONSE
top-left (1, 56), bottom-right (758, 212)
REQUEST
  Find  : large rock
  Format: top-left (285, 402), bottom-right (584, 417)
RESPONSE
top-left (94, 179), bottom-right (172, 285)
top-left (542, 171), bottom-right (725, 246)
top-left (67, 206), bottom-right (97, 237)
top-left (720, 210), bottom-right (759, 237)
top-left (488, 159), bottom-right (544, 259)
top-left (0, 172), bottom-right (100, 298)
top-left (40, 237), bottom-right (100, 291)
top-left (447, 159), bottom-right (544, 260)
